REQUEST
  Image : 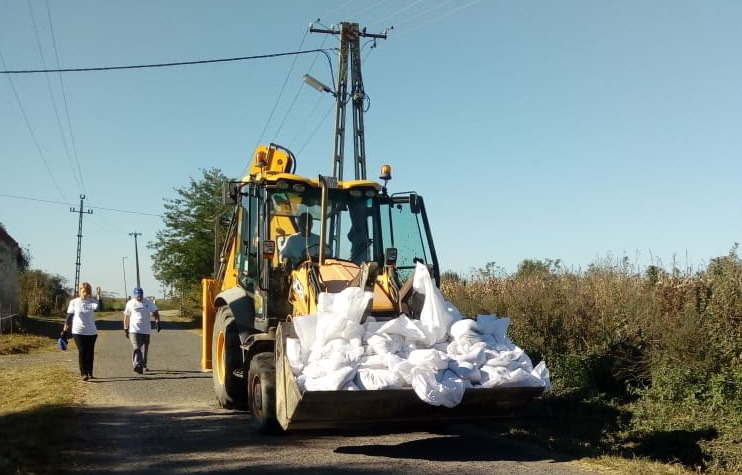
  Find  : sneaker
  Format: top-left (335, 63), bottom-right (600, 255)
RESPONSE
top-left (134, 365), bottom-right (143, 374)
top-left (82, 375), bottom-right (89, 381)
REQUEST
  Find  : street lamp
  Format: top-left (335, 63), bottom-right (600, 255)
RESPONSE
top-left (122, 257), bottom-right (128, 300)
top-left (303, 74), bottom-right (335, 96)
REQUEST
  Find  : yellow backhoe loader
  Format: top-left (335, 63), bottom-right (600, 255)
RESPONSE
top-left (200, 23), bottom-right (544, 432)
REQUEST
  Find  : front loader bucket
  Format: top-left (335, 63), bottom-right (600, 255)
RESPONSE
top-left (275, 322), bottom-right (545, 431)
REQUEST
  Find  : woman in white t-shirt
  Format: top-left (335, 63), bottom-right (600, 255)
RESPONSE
top-left (63, 282), bottom-right (101, 381)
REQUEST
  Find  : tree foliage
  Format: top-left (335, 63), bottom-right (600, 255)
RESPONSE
top-left (19, 269), bottom-right (68, 317)
top-left (149, 168), bottom-right (231, 288)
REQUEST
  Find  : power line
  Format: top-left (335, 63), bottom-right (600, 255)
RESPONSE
top-left (0, 192), bottom-right (162, 217)
top-left (0, 48), bottom-right (332, 74)
top-left (45, 0), bottom-right (86, 194)
top-left (0, 49), bottom-right (69, 204)
top-left (27, 0), bottom-right (84, 194)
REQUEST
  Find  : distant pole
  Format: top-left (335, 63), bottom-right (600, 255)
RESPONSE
top-left (122, 256), bottom-right (128, 299)
top-left (129, 231), bottom-right (142, 288)
top-left (70, 195), bottom-right (93, 295)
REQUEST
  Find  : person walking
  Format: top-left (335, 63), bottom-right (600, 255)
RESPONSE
top-left (63, 282), bottom-right (102, 381)
top-left (123, 287), bottom-right (161, 374)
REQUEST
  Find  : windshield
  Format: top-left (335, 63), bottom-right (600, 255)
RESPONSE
top-left (268, 186), bottom-right (381, 264)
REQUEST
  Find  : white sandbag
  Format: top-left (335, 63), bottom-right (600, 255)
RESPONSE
top-left (293, 313), bottom-right (318, 350)
top-left (476, 315), bottom-right (512, 345)
top-left (389, 355), bottom-right (414, 385)
top-left (358, 354), bottom-right (390, 369)
top-left (449, 318), bottom-right (479, 339)
top-left (307, 338), bottom-right (364, 367)
top-left (479, 366), bottom-right (543, 388)
top-left (356, 368), bottom-right (404, 390)
top-left (304, 366), bottom-right (357, 391)
top-left (484, 346), bottom-right (525, 367)
top-left (341, 320), bottom-right (365, 347)
top-left (410, 367), bottom-right (466, 408)
top-left (447, 340), bottom-right (488, 365)
top-left (413, 263), bottom-right (457, 345)
top-left (286, 337), bottom-right (305, 376)
top-left (365, 333), bottom-right (405, 355)
top-left (317, 287), bottom-right (373, 324)
top-left (407, 348), bottom-right (449, 370)
top-left (372, 314), bottom-right (427, 342)
top-left (448, 360), bottom-right (482, 384)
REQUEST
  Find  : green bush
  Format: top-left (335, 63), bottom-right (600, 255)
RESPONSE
top-left (441, 249), bottom-right (742, 473)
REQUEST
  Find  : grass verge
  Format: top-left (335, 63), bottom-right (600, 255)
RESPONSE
top-left (0, 363), bottom-right (80, 474)
top-left (0, 314), bottom-right (80, 474)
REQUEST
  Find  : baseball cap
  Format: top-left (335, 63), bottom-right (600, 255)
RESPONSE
top-left (133, 287), bottom-right (144, 297)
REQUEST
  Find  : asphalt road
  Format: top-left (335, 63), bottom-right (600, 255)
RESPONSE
top-left (57, 311), bottom-right (599, 474)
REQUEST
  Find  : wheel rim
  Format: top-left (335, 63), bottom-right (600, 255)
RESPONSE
top-left (251, 374), bottom-right (263, 417)
top-left (216, 331), bottom-right (226, 384)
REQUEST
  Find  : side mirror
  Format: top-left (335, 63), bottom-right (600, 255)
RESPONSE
top-left (409, 194), bottom-right (422, 214)
top-left (222, 181), bottom-right (241, 205)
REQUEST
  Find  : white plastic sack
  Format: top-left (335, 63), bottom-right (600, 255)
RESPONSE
top-left (304, 366), bottom-right (357, 391)
top-left (356, 368), bottom-right (404, 390)
top-left (412, 263), bottom-right (457, 345)
top-left (285, 337), bottom-right (305, 376)
top-left (371, 314), bottom-right (427, 342)
top-left (407, 348), bottom-right (449, 370)
top-left (410, 367), bottom-right (466, 408)
top-left (476, 315), bottom-right (512, 345)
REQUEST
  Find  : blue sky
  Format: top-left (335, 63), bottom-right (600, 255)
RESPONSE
top-left (2, 1), bottom-right (742, 298)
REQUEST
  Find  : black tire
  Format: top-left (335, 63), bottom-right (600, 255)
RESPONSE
top-left (248, 352), bottom-right (280, 433)
top-left (212, 307), bottom-right (247, 409)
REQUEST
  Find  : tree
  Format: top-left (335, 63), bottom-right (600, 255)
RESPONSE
top-left (19, 269), bottom-right (68, 317)
top-left (149, 168), bottom-right (230, 289)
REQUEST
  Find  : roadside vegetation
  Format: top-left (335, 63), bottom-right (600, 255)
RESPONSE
top-left (442, 247), bottom-right (742, 474)
top-left (0, 313), bottom-right (80, 474)
top-left (6, 168), bottom-right (738, 473)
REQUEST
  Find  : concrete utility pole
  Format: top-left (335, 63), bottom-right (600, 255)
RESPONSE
top-left (122, 256), bottom-right (128, 299)
top-left (309, 21), bottom-right (387, 181)
top-left (70, 194), bottom-right (93, 295)
top-left (129, 231), bottom-right (142, 288)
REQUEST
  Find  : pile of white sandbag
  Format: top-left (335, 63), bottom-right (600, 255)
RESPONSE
top-left (286, 263), bottom-right (551, 407)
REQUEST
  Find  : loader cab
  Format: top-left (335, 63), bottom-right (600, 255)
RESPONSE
top-left (231, 175), bottom-right (439, 327)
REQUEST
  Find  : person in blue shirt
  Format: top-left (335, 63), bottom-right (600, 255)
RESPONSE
top-left (123, 287), bottom-right (161, 374)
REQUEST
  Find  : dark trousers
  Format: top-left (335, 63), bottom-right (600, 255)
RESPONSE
top-left (73, 334), bottom-right (97, 376)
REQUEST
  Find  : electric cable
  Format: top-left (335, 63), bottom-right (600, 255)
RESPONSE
top-left (45, 0), bottom-right (86, 194)
top-left (0, 193), bottom-right (162, 217)
top-left (255, 28), bottom-right (310, 153)
top-left (26, 0), bottom-right (84, 194)
top-left (0, 49), bottom-right (69, 205)
top-left (0, 48), bottom-right (331, 74)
